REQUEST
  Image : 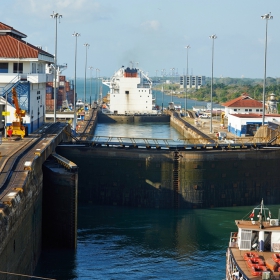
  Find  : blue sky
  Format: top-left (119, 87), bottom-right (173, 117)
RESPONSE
top-left (2, 0), bottom-right (280, 79)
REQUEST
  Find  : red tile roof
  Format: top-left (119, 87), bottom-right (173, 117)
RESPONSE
top-left (231, 113), bottom-right (280, 118)
top-left (0, 22), bottom-right (53, 59)
top-left (0, 22), bottom-right (26, 38)
top-left (222, 93), bottom-right (263, 108)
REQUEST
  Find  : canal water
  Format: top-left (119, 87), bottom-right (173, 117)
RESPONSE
top-left (35, 204), bottom-right (280, 280)
top-left (34, 79), bottom-right (236, 279)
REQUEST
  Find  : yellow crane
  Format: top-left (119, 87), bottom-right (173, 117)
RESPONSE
top-left (6, 88), bottom-right (28, 138)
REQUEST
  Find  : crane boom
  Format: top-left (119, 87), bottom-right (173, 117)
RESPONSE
top-left (12, 88), bottom-right (25, 119)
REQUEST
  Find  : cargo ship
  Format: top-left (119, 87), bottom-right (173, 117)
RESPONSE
top-left (226, 200), bottom-right (280, 280)
top-left (102, 66), bottom-right (158, 115)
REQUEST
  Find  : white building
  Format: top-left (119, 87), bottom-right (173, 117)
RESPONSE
top-left (223, 93), bottom-right (280, 136)
top-left (228, 113), bottom-right (280, 137)
top-left (0, 22), bottom-right (54, 133)
top-left (102, 66), bottom-right (155, 115)
top-left (222, 93), bottom-right (263, 117)
top-left (180, 75), bottom-right (205, 89)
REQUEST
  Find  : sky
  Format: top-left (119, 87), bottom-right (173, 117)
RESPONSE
top-left (1, 0), bottom-right (280, 80)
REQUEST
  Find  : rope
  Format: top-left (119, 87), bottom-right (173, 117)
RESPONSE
top-left (0, 270), bottom-right (56, 280)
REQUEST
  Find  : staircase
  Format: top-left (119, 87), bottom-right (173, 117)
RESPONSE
top-left (1, 79), bottom-right (30, 112)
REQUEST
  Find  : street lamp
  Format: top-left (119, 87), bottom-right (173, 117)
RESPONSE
top-left (72, 31), bottom-right (80, 131)
top-left (209, 34), bottom-right (217, 133)
top-left (88, 66), bottom-right (93, 107)
top-left (170, 68), bottom-right (175, 102)
top-left (50, 11), bottom-right (62, 123)
top-left (96, 68), bottom-right (100, 104)
top-left (84, 43), bottom-right (90, 104)
top-left (261, 12), bottom-right (273, 126)
top-left (185, 45), bottom-right (190, 116)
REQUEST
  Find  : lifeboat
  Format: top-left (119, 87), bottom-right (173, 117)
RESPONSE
top-left (246, 257), bottom-right (265, 268)
top-left (243, 252), bottom-right (259, 261)
top-left (273, 253), bottom-right (280, 264)
top-left (250, 265), bottom-right (267, 276)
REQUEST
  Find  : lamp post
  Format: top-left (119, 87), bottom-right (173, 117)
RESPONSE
top-left (185, 45), bottom-right (190, 116)
top-left (50, 11), bottom-right (62, 123)
top-left (72, 32), bottom-right (80, 131)
top-left (83, 43), bottom-right (90, 104)
top-left (209, 34), bottom-right (217, 133)
top-left (96, 68), bottom-right (100, 104)
top-left (261, 12), bottom-right (273, 126)
top-left (170, 68), bottom-right (175, 102)
top-left (89, 66), bottom-right (93, 107)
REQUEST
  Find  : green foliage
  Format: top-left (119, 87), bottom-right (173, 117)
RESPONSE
top-left (153, 77), bottom-right (280, 104)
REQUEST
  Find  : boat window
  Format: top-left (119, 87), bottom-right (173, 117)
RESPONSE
top-left (240, 229), bottom-right (252, 250)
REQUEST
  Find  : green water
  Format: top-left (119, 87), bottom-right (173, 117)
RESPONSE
top-left (34, 204), bottom-right (280, 279)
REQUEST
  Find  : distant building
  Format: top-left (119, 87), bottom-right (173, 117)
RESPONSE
top-left (222, 93), bottom-right (263, 117)
top-left (228, 113), bottom-right (280, 137)
top-left (179, 75), bottom-right (205, 89)
top-left (223, 93), bottom-right (280, 136)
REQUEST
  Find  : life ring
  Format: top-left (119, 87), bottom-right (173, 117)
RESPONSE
top-left (244, 252), bottom-right (259, 261)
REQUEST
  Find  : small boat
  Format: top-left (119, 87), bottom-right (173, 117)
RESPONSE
top-left (249, 265), bottom-right (267, 277)
top-left (243, 252), bottom-right (259, 261)
top-left (246, 257), bottom-right (265, 268)
top-left (226, 199), bottom-right (280, 279)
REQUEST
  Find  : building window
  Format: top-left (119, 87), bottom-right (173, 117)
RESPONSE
top-left (256, 109), bottom-right (259, 112)
top-left (0, 63), bottom-right (8, 73)
top-left (245, 109), bottom-right (248, 112)
top-left (260, 109), bottom-right (263, 112)
top-left (234, 109), bottom-right (237, 112)
top-left (249, 109), bottom-right (252, 112)
top-left (32, 63), bottom-right (36, 73)
top-left (13, 63), bottom-right (23, 74)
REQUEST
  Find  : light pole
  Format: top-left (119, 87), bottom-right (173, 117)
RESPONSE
top-left (83, 43), bottom-right (90, 104)
top-left (185, 45), bottom-right (190, 116)
top-left (72, 32), bottom-right (80, 131)
top-left (89, 66), bottom-right (93, 107)
top-left (261, 12), bottom-right (273, 126)
top-left (96, 68), bottom-right (100, 104)
top-left (170, 68), bottom-right (175, 102)
top-left (209, 34), bottom-right (217, 133)
top-left (50, 11), bottom-right (62, 123)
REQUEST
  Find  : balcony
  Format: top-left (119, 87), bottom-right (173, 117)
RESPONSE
top-left (0, 73), bottom-right (53, 85)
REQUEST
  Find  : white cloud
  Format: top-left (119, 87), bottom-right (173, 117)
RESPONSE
top-left (140, 20), bottom-right (160, 32)
top-left (14, 0), bottom-right (102, 19)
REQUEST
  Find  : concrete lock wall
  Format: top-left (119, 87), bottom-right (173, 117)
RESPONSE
top-left (42, 159), bottom-right (78, 249)
top-left (0, 124), bottom-right (74, 278)
top-left (56, 145), bottom-right (280, 209)
top-left (0, 155), bottom-right (43, 279)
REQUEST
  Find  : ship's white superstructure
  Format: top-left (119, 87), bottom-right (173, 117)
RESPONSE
top-left (103, 66), bottom-right (155, 115)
